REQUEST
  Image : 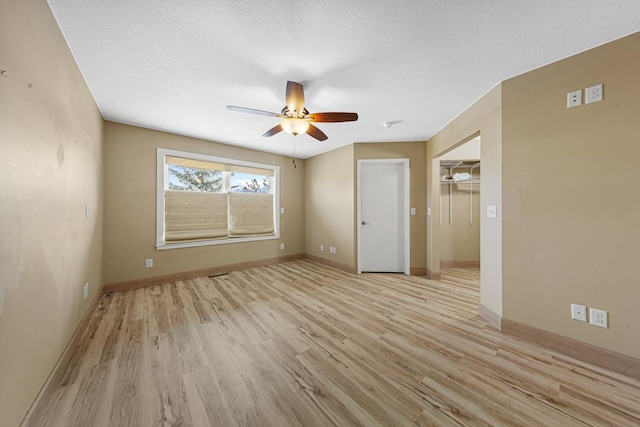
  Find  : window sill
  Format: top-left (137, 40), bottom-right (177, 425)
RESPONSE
top-left (156, 233), bottom-right (280, 250)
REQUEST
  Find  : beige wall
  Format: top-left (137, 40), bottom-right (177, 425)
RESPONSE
top-left (354, 142), bottom-right (427, 272)
top-left (103, 122), bottom-right (305, 284)
top-left (304, 142), bottom-right (426, 272)
top-left (502, 33), bottom-right (640, 358)
top-left (0, 1), bottom-right (104, 425)
top-left (304, 145), bottom-right (355, 268)
top-left (427, 85), bottom-right (503, 315)
top-left (439, 167), bottom-right (480, 262)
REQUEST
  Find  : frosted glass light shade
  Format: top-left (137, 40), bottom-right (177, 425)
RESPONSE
top-left (281, 118), bottom-right (309, 135)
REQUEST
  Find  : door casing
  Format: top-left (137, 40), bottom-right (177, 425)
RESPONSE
top-left (357, 159), bottom-right (410, 275)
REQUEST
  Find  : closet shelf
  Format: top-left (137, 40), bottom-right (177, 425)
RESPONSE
top-left (440, 179), bottom-right (480, 184)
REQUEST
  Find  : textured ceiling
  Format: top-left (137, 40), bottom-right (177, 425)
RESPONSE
top-left (47, 1), bottom-right (640, 159)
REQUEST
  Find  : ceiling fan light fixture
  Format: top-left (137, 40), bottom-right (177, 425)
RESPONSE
top-left (281, 118), bottom-right (309, 136)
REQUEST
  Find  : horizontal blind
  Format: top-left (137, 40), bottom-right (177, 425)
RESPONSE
top-left (165, 190), bottom-right (228, 242)
top-left (165, 156), bottom-right (227, 171)
top-left (166, 156), bottom-right (274, 177)
top-left (228, 164), bottom-right (274, 177)
top-left (228, 192), bottom-right (275, 237)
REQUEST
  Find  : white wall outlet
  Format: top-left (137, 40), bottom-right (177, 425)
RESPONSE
top-left (410, 207), bottom-right (416, 216)
top-left (280, 243), bottom-right (285, 250)
top-left (84, 204), bottom-right (89, 218)
top-left (320, 244), bottom-right (324, 252)
top-left (567, 89), bottom-right (582, 108)
top-left (145, 258), bottom-right (153, 268)
top-left (83, 283), bottom-right (89, 300)
top-left (570, 304), bottom-right (587, 322)
top-left (280, 207), bottom-right (285, 214)
top-left (333, 247), bottom-right (337, 254)
top-left (585, 83), bottom-right (603, 104)
top-left (589, 308), bottom-right (608, 328)
top-left (329, 246), bottom-right (336, 254)
top-left (487, 205), bottom-right (497, 218)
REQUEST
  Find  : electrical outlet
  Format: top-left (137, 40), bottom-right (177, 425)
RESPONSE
top-left (567, 89), bottom-right (582, 108)
top-left (84, 204), bottom-right (89, 218)
top-left (145, 258), bottom-right (153, 268)
top-left (83, 283), bottom-right (89, 300)
top-left (280, 243), bottom-right (285, 250)
top-left (585, 83), bottom-right (603, 104)
top-left (320, 244), bottom-right (324, 252)
top-left (589, 308), bottom-right (608, 328)
top-left (570, 304), bottom-right (587, 322)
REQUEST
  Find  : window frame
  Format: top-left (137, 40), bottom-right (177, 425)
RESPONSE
top-left (156, 148), bottom-right (280, 250)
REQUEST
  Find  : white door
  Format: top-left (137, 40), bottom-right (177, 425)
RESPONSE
top-left (358, 160), bottom-right (409, 274)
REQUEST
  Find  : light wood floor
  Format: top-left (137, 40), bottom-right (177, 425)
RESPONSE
top-left (30, 260), bottom-right (640, 426)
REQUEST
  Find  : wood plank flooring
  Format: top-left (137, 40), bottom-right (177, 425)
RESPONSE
top-left (29, 260), bottom-right (640, 426)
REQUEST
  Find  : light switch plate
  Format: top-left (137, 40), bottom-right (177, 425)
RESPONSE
top-left (410, 208), bottom-right (416, 216)
top-left (567, 89), bottom-right (582, 108)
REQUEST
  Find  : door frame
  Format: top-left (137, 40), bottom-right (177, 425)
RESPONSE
top-left (357, 159), bottom-right (410, 275)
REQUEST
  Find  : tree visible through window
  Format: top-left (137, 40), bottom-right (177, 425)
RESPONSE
top-left (169, 166), bottom-right (223, 192)
top-left (157, 149), bottom-right (279, 248)
top-left (231, 174), bottom-right (270, 193)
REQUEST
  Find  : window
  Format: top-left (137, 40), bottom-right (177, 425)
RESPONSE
top-left (156, 148), bottom-right (279, 249)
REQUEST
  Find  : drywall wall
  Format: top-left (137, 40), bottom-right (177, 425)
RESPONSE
top-left (354, 142), bottom-right (427, 273)
top-left (0, 0), bottom-right (104, 424)
top-left (304, 145), bottom-right (355, 268)
top-left (427, 85), bottom-right (502, 315)
top-left (502, 32), bottom-right (640, 358)
top-left (103, 122), bottom-right (305, 284)
top-left (439, 167), bottom-right (480, 263)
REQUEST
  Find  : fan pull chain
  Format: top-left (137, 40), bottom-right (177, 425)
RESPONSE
top-left (292, 136), bottom-right (297, 169)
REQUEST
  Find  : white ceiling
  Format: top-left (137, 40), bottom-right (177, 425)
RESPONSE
top-left (47, 1), bottom-right (640, 159)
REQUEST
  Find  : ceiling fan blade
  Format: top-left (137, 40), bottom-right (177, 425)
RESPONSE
top-left (262, 124), bottom-right (283, 137)
top-left (307, 112), bottom-right (359, 123)
top-left (227, 105), bottom-right (284, 118)
top-left (306, 124), bottom-right (328, 141)
top-left (286, 81), bottom-right (305, 116)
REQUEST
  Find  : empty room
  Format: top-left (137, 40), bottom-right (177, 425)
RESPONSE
top-left (2, 1), bottom-right (640, 426)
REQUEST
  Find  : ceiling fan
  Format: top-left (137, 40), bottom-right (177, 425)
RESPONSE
top-left (227, 81), bottom-right (358, 141)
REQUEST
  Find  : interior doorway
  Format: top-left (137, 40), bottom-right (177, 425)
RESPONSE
top-left (436, 136), bottom-right (481, 269)
top-left (357, 159), bottom-right (410, 274)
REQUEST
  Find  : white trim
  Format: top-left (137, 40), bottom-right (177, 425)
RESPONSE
top-left (156, 234), bottom-right (279, 250)
top-left (156, 148), bottom-right (280, 249)
top-left (156, 149), bottom-right (166, 247)
top-left (357, 162), bottom-right (362, 274)
top-left (357, 159), bottom-right (410, 275)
